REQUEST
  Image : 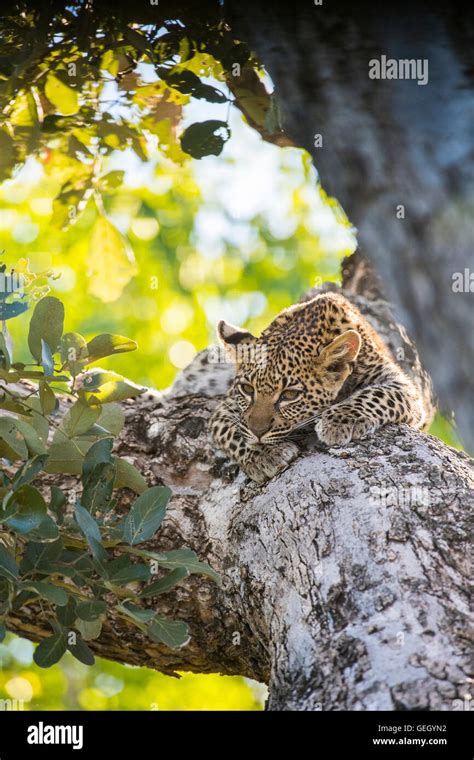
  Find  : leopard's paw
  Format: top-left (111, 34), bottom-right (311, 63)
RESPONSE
top-left (242, 441), bottom-right (299, 484)
top-left (315, 411), bottom-right (378, 446)
top-left (314, 414), bottom-right (353, 446)
top-left (351, 419), bottom-right (379, 440)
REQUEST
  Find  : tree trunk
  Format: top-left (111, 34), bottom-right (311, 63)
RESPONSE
top-left (226, 0), bottom-right (474, 452)
top-left (6, 257), bottom-right (473, 711)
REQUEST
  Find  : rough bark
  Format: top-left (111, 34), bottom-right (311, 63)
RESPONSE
top-left (5, 258), bottom-right (473, 711)
top-left (226, 0), bottom-right (474, 452)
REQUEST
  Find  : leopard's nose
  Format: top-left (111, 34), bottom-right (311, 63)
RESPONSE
top-left (248, 417), bottom-right (273, 438)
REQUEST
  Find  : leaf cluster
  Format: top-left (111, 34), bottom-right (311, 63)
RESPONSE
top-left (0, 284), bottom-right (219, 667)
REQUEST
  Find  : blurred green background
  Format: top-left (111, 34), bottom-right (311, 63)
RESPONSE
top-left (0, 633), bottom-right (265, 710)
top-left (0, 18), bottom-right (462, 710)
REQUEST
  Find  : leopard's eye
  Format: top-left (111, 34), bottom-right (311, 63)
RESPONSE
top-left (279, 388), bottom-right (301, 402)
top-left (239, 382), bottom-right (254, 397)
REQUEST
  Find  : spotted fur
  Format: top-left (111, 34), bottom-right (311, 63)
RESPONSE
top-left (210, 292), bottom-right (428, 484)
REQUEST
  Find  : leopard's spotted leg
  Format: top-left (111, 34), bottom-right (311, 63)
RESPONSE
top-left (314, 381), bottom-right (425, 446)
top-left (210, 397), bottom-right (299, 484)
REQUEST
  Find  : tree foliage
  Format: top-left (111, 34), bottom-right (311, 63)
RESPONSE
top-left (0, 3), bottom-right (254, 209)
top-left (0, 279), bottom-right (218, 669)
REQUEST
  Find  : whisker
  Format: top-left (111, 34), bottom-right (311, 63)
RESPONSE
top-left (218, 400), bottom-right (239, 412)
top-left (291, 415), bottom-right (321, 431)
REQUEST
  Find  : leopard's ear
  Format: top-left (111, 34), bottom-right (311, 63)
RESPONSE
top-left (217, 320), bottom-right (256, 363)
top-left (319, 330), bottom-right (361, 368)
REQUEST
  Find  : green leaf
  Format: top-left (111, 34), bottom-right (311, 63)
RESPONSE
top-left (33, 632), bottom-right (68, 668)
top-left (101, 50), bottom-right (119, 77)
top-left (0, 544), bottom-right (19, 580)
top-left (107, 561), bottom-right (150, 583)
top-left (59, 400), bottom-right (101, 438)
top-left (28, 296), bottom-right (64, 362)
top-left (53, 168), bottom-right (94, 230)
top-left (82, 437), bottom-right (113, 480)
top-left (121, 486), bottom-right (171, 545)
top-left (123, 25), bottom-right (154, 54)
top-left (74, 617), bottom-right (102, 641)
top-left (0, 332), bottom-right (11, 369)
top-left (86, 333), bottom-right (138, 363)
top-left (22, 398), bottom-right (49, 442)
top-left (98, 170), bottom-right (125, 191)
top-left (12, 453), bottom-right (48, 488)
top-left (60, 551), bottom-right (95, 580)
top-left (82, 461), bottom-right (116, 513)
top-left (56, 595), bottom-right (77, 626)
top-left (0, 440), bottom-right (21, 462)
top-left (10, 89), bottom-right (38, 127)
top-left (75, 600), bottom-right (106, 621)
top-left (49, 486), bottom-right (67, 522)
top-left (86, 217), bottom-right (137, 303)
top-left (85, 379), bottom-right (144, 404)
top-left (67, 634), bottom-right (95, 666)
top-left (21, 539), bottom-right (64, 574)
top-left (119, 602), bottom-right (155, 624)
top-left (81, 371), bottom-right (123, 392)
top-left (27, 516), bottom-right (59, 541)
top-left (76, 424), bottom-right (115, 442)
top-left (96, 404), bottom-right (125, 436)
top-left (0, 301), bottom-right (29, 321)
top-left (0, 417), bottom-right (28, 459)
top-left (148, 616), bottom-right (190, 649)
top-left (73, 503), bottom-right (105, 561)
top-left (45, 71), bottom-right (79, 116)
top-left (114, 458), bottom-right (147, 494)
top-left (45, 439), bottom-right (91, 475)
top-left (160, 68), bottom-right (227, 103)
top-left (39, 380), bottom-right (57, 415)
top-left (3, 484), bottom-right (47, 534)
top-left (181, 120), bottom-right (231, 159)
top-left (81, 439), bottom-right (115, 513)
top-left (139, 548), bottom-right (221, 585)
top-left (11, 589), bottom-right (38, 608)
top-left (139, 567), bottom-right (188, 598)
top-left (191, 82), bottom-right (227, 103)
top-left (41, 339), bottom-right (54, 376)
top-left (59, 332), bottom-right (88, 376)
top-left (13, 419), bottom-right (47, 455)
top-left (0, 369), bottom-right (19, 383)
top-left (0, 397), bottom-right (27, 415)
top-left (21, 581), bottom-right (68, 606)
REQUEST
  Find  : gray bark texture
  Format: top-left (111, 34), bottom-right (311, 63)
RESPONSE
top-left (7, 256), bottom-right (473, 711)
top-left (226, 0), bottom-right (474, 452)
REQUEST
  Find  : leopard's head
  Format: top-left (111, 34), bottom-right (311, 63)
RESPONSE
top-left (217, 319), bottom-right (361, 444)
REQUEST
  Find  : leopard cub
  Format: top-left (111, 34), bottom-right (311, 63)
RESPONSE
top-left (209, 292), bottom-right (429, 484)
